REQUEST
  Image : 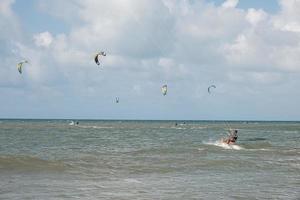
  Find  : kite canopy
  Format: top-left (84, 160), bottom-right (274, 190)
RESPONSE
top-left (17, 60), bottom-right (28, 74)
top-left (208, 85), bottom-right (216, 94)
top-left (94, 51), bottom-right (106, 65)
top-left (161, 84), bottom-right (168, 96)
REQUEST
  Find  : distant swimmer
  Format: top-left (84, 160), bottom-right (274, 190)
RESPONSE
top-left (222, 129), bottom-right (238, 144)
top-left (76, 121), bottom-right (79, 125)
top-left (175, 122), bottom-right (178, 126)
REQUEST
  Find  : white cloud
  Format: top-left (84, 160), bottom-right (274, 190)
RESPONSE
top-left (0, 0), bottom-right (20, 40)
top-left (228, 71), bottom-right (283, 85)
top-left (34, 31), bottom-right (53, 47)
top-left (13, 0), bottom-right (300, 81)
top-left (246, 8), bottom-right (268, 26)
top-left (17, 0), bottom-right (300, 85)
top-left (275, 21), bottom-right (300, 32)
top-left (0, 0), bottom-right (15, 17)
top-left (158, 57), bottom-right (175, 68)
top-left (273, 0), bottom-right (300, 32)
top-left (222, 0), bottom-right (239, 9)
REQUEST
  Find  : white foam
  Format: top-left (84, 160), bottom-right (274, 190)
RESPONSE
top-left (245, 148), bottom-right (271, 152)
top-left (173, 127), bottom-right (186, 130)
top-left (123, 178), bottom-right (142, 184)
top-left (190, 126), bottom-right (207, 130)
top-left (290, 163), bottom-right (300, 169)
top-left (75, 125), bottom-right (114, 129)
top-left (204, 140), bottom-right (244, 150)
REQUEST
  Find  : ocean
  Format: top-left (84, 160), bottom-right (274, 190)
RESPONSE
top-left (0, 120), bottom-right (299, 199)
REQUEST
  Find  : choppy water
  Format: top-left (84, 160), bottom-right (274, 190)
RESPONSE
top-left (0, 120), bottom-right (299, 199)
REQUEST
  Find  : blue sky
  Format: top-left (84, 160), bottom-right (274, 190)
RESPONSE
top-left (211, 0), bottom-right (279, 13)
top-left (1, 0), bottom-right (300, 120)
top-left (12, 0), bottom-right (69, 34)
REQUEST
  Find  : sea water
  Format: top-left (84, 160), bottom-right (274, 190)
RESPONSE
top-left (0, 120), bottom-right (299, 199)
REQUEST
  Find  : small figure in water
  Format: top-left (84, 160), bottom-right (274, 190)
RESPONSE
top-left (175, 122), bottom-right (178, 126)
top-left (223, 129), bottom-right (238, 144)
top-left (76, 121), bottom-right (79, 125)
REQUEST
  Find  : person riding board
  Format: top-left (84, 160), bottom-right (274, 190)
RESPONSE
top-left (223, 129), bottom-right (238, 144)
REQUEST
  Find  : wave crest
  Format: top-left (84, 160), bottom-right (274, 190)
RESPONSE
top-left (204, 141), bottom-right (244, 150)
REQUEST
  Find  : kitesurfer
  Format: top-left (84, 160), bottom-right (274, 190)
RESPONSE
top-left (223, 129), bottom-right (238, 144)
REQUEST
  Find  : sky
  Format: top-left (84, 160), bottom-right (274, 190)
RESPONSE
top-left (1, 0), bottom-right (300, 120)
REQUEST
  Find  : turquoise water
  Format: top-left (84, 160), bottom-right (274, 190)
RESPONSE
top-left (0, 120), bottom-right (299, 199)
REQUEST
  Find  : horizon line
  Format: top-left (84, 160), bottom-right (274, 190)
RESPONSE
top-left (0, 118), bottom-right (299, 122)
